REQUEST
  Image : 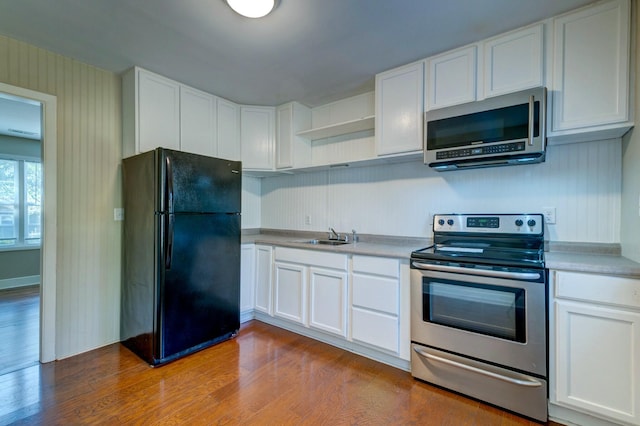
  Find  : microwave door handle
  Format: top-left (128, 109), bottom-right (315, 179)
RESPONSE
top-left (528, 94), bottom-right (534, 146)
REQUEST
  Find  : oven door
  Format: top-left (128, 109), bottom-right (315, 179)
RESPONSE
top-left (410, 261), bottom-right (547, 377)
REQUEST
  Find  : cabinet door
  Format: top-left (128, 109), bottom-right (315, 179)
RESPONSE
top-left (276, 102), bottom-right (311, 169)
top-left (483, 24), bottom-right (543, 98)
top-left (240, 244), bottom-right (255, 318)
top-left (426, 45), bottom-right (477, 110)
top-left (551, 0), bottom-right (630, 132)
top-left (216, 98), bottom-right (240, 161)
top-left (276, 103), bottom-right (293, 168)
top-left (137, 70), bottom-right (180, 152)
top-left (274, 262), bottom-right (306, 324)
top-left (375, 61), bottom-right (424, 156)
top-left (309, 267), bottom-right (347, 336)
top-left (180, 86), bottom-right (216, 156)
top-left (241, 106), bottom-right (275, 170)
top-left (350, 272), bottom-right (400, 353)
top-left (554, 300), bottom-right (640, 425)
top-left (254, 245), bottom-right (273, 315)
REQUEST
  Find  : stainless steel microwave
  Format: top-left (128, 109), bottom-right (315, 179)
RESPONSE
top-left (425, 87), bottom-right (547, 171)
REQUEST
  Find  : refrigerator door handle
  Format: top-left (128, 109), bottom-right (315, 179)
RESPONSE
top-left (166, 156), bottom-right (174, 214)
top-left (165, 214), bottom-right (174, 270)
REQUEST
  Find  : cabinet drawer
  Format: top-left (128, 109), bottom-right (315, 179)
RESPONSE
top-left (351, 307), bottom-right (398, 353)
top-left (555, 271), bottom-right (640, 310)
top-left (352, 255), bottom-right (399, 278)
top-left (352, 274), bottom-right (399, 315)
top-left (274, 247), bottom-right (347, 270)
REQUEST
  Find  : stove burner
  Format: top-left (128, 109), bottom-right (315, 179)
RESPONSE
top-left (411, 213), bottom-right (546, 269)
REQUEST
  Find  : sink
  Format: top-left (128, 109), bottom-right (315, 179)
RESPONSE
top-left (305, 239), bottom-right (349, 246)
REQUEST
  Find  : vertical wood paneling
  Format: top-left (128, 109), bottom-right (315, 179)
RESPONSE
top-left (0, 35), bottom-right (122, 358)
top-left (262, 139), bottom-right (622, 243)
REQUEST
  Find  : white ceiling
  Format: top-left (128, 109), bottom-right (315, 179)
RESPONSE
top-left (0, 0), bottom-right (594, 134)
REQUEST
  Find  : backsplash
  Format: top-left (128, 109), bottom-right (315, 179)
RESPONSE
top-left (261, 138), bottom-right (622, 243)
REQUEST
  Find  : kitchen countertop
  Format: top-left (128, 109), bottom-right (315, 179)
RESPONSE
top-left (241, 230), bottom-right (430, 260)
top-left (242, 230), bottom-right (640, 278)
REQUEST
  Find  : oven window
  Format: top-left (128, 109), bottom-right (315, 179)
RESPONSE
top-left (422, 278), bottom-right (526, 342)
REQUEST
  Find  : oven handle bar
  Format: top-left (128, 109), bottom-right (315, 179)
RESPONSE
top-left (412, 261), bottom-right (541, 281)
top-left (413, 347), bottom-right (543, 388)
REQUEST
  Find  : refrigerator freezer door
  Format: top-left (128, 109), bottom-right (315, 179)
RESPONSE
top-left (158, 212), bottom-right (240, 360)
top-left (159, 149), bottom-right (241, 214)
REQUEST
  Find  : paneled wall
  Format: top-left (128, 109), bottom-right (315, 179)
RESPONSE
top-left (262, 139), bottom-right (622, 244)
top-left (242, 176), bottom-right (261, 229)
top-left (620, 6), bottom-right (640, 263)
top-left (0, 35), bottom-right (122, 358)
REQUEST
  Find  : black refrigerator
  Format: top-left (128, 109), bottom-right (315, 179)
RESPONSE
top-left (121, 148), bottom-right (242, 366)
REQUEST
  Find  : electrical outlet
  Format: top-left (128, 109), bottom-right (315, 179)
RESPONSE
top-left (541, 207), bottom-right (556, 224)
top-left (114, 208), bottom-right (124, 221)
top-left (305, 215), bottom-right (312, 225)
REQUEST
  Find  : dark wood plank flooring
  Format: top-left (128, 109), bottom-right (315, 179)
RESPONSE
top-left (0, 320), bottom-right (557, 425)
top-left (0, 285), bottom-right (39, 376)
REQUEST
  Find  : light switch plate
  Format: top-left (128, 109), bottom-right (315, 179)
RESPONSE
top-left (114, 208), bottom-right (124, 221)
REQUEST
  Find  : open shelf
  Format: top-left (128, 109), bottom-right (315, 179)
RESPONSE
top-left (296, 115), bottom-right (374, 140)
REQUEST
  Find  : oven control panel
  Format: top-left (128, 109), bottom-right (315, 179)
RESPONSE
top-left (433, 214), bottom-right (544, 235)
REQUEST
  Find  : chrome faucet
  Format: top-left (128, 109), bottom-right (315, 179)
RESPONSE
top-left (328, 227), bottom-right (348, 242)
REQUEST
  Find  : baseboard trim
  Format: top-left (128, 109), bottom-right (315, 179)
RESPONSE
top-left (0, 275), bottom-right (40, 290)
top-left (250, 311), bottom-right (411, 372)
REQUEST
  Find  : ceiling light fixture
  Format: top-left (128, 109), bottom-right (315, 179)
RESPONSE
top-left (226, 0), bottom-right (276, 18)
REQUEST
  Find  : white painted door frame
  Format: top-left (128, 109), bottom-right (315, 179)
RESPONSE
top-left (0, 82), bottom-right (57, 363)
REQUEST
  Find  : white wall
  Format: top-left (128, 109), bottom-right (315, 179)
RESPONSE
top-left (621, 5), bottom-right (640, 263)
top-left (262, 139), bottom-right (621, 243)
top-left (242, 175), bottom-right (261, 229)
top-left (1, 35), bottom-right (122, 359)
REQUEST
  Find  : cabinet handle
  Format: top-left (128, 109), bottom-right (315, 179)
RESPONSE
top-left (413, 347), bottom-right (542, 388)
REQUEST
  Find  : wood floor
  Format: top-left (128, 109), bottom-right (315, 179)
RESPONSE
top-left (0, 285), bottom-right (39, 376)
top-left (0, 320), bottom-right (558, 425)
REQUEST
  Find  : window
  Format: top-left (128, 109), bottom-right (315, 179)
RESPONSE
top-left (0, 157), bottom-right (42, 247)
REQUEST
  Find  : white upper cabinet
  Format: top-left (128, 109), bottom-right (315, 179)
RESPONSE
top-left (276, 102), bottom-right (311, 169)
top-left (241, 106), bottom-right (275, 170)
top-left (216, 97), bottom-right (241, 161)
top-left (122, 67), bottom-right (242, 160)
top-left (550, 0), bottom-right (631, 141)
top-left (375, 61), bottom-right (424, 156)
top-left (180, 86), bottom-right (216, 157)
top-left (483, 23), bottom-right (544, 98)
top-left (426, 45), bottom-right (477, 110)
top-left (122, 67), bottom-right (181, 157)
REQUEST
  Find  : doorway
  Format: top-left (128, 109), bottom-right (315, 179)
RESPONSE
top-left (0, 93), bottom-right (42, 374)
top-left (0, 82), bottom-right (57, 365)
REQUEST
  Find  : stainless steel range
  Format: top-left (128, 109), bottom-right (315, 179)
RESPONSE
top-left (410, 213), bottom-right (548, 422)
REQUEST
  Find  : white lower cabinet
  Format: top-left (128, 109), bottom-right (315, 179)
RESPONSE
top-left (350, 255), bottom-right (401, 354)
top-left (273, 247), bottom-right (348, 330)
top-left (240, 244), bottom-right (255, 321)
top-left (253, 246), bottom-right (409, 368)
top-left (309, 267), bottom-right (347, 337)
top-left (550, 270), bottom-right (640, 426)
top-left (254, 245), bottom-right (273, 315)
top-left (274, 261), bottom-right (307, 324)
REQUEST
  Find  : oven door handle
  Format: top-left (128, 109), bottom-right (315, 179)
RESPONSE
top-left (413, 347), bottom-right (543, 388)
top-left (412, 261), bottom-right (541, 281)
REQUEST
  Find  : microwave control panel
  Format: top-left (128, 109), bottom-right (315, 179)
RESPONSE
top-left (436, 141), bottom-right (525, 160)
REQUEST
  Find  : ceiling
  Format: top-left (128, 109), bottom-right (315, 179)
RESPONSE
top-left (0, 0), bottom-right (594, 137)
